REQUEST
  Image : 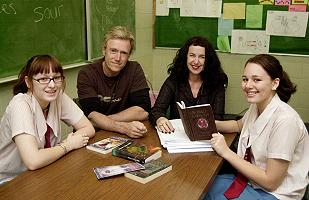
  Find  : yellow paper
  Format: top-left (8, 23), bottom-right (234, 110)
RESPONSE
top-left (292, 0), bottom-right (308, 4)
top-left (259, 0), bottom-right (274, 4)
top-left (223, 3), bottom-right (246, 19)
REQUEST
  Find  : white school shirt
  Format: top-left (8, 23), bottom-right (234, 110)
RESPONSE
top-left (0, 91), bottom-right (84, 183)
top-left (238, 94), bottom-right (309, 200)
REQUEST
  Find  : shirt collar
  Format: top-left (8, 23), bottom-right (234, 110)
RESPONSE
top-left (28, 92), bottom-right (60, 142)
top-left (246, 94), bottom-right (281, 147)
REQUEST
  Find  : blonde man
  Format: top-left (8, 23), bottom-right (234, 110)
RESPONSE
top-left (77, 26), bottom-right (150, 138)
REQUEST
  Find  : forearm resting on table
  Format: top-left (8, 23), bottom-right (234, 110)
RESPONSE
top-left (223, 149), bottom-right (288, 191)
top-left (15, 134), bottom-right (71, 170)
top-left (108, 106), bottom-right (148, 122)
top-left (73, 116), bottom-right (95, 138)
top-left (215, 119), bottom-right (242, 133)
top-left (88, 111), bottom-right (131, 134)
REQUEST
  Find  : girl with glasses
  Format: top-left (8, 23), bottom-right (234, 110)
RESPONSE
top-left (0, 55), bottom-right (95, 184)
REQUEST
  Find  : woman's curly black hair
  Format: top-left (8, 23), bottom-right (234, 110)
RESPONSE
top-left (167, 36), bottom-right (225, 88)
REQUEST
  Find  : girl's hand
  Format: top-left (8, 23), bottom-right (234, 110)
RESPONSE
top-left (210, 132), bottom-right (230, 158)
top-left (65, 132), bottom-right (89, 151)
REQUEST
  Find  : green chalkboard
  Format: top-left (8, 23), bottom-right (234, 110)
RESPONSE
top-left (89, 0), bottom-right (135, 59)
top-left (155, 0), bottom-right (309, 55)
top-left (0, 0), bottom-right (86, 79)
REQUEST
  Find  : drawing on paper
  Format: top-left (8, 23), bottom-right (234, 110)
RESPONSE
top-left (266, 11), bottom-right (308, 37)
top-left (231, 30), bottom-right (270, 54)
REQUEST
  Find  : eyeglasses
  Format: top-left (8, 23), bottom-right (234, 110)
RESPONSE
top-left (33, 76), bottom-right (64, 84)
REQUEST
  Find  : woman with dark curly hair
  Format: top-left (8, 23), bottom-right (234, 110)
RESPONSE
top-left (150, 36), bottom-right (227, 133)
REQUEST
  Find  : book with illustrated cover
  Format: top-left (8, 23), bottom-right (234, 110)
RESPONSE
top-left (93, 162), bottom-right (145, 179)
top-left (112, 141), bottom-right (162, 164)
top-left (86, 136), bottom-right (131, 154)
top-left (124, 160), bottom-right (172, 184)
top-left (176, 101), bottom-right (217, 141)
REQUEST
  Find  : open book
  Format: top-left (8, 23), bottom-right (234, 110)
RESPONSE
top-left (176, 101), bottom-right (217, 141)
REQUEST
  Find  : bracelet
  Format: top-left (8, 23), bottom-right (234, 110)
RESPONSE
top-left (59, 143), bottom-right (67, 154)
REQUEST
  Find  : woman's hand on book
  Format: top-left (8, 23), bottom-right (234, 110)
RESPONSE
top-left (156, 117), bottom-right (175, 134)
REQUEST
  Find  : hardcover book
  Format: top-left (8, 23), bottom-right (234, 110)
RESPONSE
top-left (176, 101), bottom-right (217, 141)
top-left (86, 136), bottom-right (130, 154)
top-left (124, 160), bottom-right (172, 184)
top-left (112, 141), bottom-right (162, 164)
top-left (93, 162), bottom-right (145, 179)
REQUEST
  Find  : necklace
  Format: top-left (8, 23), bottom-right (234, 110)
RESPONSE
top-left (42, 104), bottom-right (50, 113)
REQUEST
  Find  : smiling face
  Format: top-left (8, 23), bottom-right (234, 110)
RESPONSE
top-left (103, 39), bottom-right (131, 77)
top-left (26, 69), bottom-right (63, 109)
top-left (241, 62), bottom-right (279, 113)
top-left (186, 45), bottom-right (205, 77)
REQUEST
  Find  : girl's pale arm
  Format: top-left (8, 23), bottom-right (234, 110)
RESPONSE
top-left (14, 133), bottom-right (87, 170)
top-left (72, 115), bottom-right (95, 138)
top-left (215, 118), bottom-right (243, 133)
top-left (211, 133), bottom-right (289, 191)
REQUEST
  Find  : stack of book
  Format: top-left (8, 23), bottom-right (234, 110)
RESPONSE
top-left (157, 119), bottom-right (213, 153)
top-left (112, 141), bottom-right (162, 164)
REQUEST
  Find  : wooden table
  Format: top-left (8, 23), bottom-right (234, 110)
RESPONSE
top-left (0, 121), bottom-right (236, 200)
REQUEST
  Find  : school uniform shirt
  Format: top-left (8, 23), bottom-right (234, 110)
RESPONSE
top-left (238, 94), bottom-right (309, 200)
top-left (0, 91), bottom-right (84, 184)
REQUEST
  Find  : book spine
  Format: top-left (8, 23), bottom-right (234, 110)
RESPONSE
top-left (112, 149), bottom-right (145, 164)
top-left (183, 109), bottom-right (195, 140)
top-left (177, 105), bottom-right (195, 141)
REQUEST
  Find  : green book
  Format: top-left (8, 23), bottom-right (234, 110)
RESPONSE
top-left (124, 160), bottom-right (172, 184)
top-left (112, 141), bottom-right (161, 164)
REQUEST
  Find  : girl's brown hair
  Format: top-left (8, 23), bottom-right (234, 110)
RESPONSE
top-left (13, 55), bottom-right (65, 95)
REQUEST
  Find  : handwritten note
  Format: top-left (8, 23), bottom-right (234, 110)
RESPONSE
top-left (289, 4), bottom-right (307, 11)
top-left (266, 10), bottom-right (309, 37)
top-left (167, 0), bottom-right (181, 8)
top-left (180, 0), bottom-right (221, 18)
top-left (156, 0), bottom-right (169, 16)
top-left (231, 30), bottom-right (270, 54)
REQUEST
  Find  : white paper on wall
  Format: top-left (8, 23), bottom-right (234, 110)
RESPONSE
top-left (231, 30), bottom-right (270, 54)
top-left (156, 0), bottom-right (169, 16)
top-left (266, 10), bottom-right (308, 37)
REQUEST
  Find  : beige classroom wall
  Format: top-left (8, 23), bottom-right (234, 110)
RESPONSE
top-left (0, 0), bottom-right (308, 126)
top-left (152, 50), bottom-right (309, 122)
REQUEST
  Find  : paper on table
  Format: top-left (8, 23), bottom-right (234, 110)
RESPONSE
top-left (157, 119), bottom-right (213, 153)
top-left (167, 147), bottom-right (213, 153)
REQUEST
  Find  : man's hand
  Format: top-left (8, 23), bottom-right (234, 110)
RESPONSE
top-left (121, 121), bottom-right (147, 138)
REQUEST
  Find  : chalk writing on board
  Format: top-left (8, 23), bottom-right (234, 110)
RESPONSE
top-left (0, 3), bottom-right (16, 15)
top-left (99, 0), bottom-right (119, 33)
top-left (33, 4), bottom-right (64, 23)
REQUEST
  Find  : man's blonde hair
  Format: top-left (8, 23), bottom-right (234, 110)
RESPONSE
top-left (103, 26), bottom-right (135, 55)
